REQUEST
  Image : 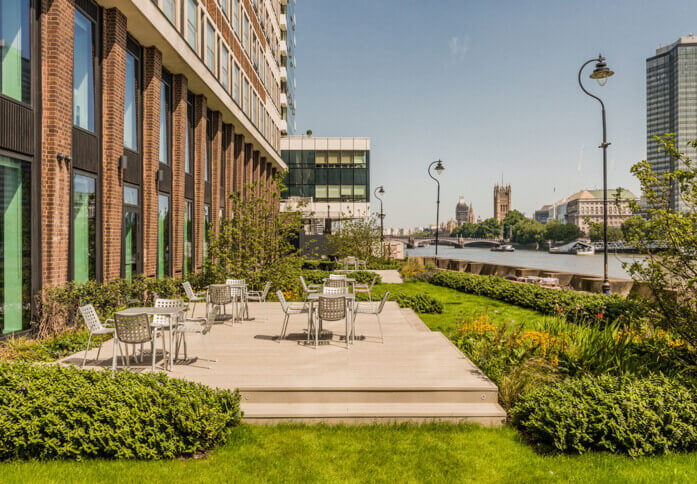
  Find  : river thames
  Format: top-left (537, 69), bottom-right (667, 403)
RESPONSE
top-left (407, 246), bottom-right (643, 279)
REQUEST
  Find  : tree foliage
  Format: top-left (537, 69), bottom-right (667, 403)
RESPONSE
top-left (586, 222), bottom-right (623, 243)
top-left (623, 134), bottom-right (697, 349)
top-left (543, 220), bottom-right (583, 244)
top-left (328, 216), bottom-right (383, 262)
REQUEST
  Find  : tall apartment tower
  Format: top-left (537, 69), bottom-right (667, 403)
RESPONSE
top-left (280, 0), bottom-right (297, 134)
top-left (647, 35), bottom-right (697, 212)
top-left (493, 184), bottom-right (512, 222)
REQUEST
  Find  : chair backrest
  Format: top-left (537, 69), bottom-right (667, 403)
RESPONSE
top-left (329, 274), bottom-right (346, 280)
top-left (209, 284), bottom-right (232, 305)
top-left (229, 285), bottom-right (245, 299)
top-left (377, 291), bottom-right (390, 313)
top-left (202, 306), bottom-right (219, 334)
top-left (276, 290), bottom-right (289, 312)
top-left (325, 279), bottom-right (347, 289)
top-left (182, 281), bottom-right (196, 299)
top-left (153, 298), bottom-right (185, 326)
top-left (299, 275), bottom-right (311, 292)
top-left (318, 296), bottom-right (346, 321)
top-left (346, 256), bottom-right (356, 265)
top-left (261, 281), bottom-right (272, 299)
top-left (323, 286), bottom-right (344, 295)
top-left (114, 313), bottom-right (152, 344)
top-left (369, 276), bottom-right (379, 290)
top-left (79, 304), bottom-right (103, 333)
top-left (226, 278), bottom-right (245, 287)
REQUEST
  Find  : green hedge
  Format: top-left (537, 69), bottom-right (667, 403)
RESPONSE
top-left (0, 363), bottom-right (241, 460)
top-left (511, 374), bottom-right (697, 456)
top-left (391, 293), bottom-right (443, 314)
top-left (302, 270), bottom-right (381, 286)
top-left (426, 271), bottom-right (639, 323)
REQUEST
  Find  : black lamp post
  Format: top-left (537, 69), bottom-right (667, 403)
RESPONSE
top-left (427, 160), bottom-right (445, 255)
top-left (578, 54), bottom-right (614, 295)
top-left (374, 185), bottom-right (385, 256)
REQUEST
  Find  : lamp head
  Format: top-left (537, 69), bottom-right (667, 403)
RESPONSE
top-left (589, 55), bottom-right (614, 86)
top-left (378, 186), bottom-right (385, 195)
top-left (434, 160), bottom-right (445, 175)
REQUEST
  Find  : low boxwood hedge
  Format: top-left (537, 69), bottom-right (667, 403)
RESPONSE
top-left (511, 374), bottom-right (697, 456)
top-left (0, 363), bottom-right (241, 460)
top-left (426, 271), bottom-right (640, 323)
top-left (391, 293), bottom-right (443, 314)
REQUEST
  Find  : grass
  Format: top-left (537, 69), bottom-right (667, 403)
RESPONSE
top-left (3, 424), bottom-right (697, 483)
top-left (371, 281), bottom-right (557, 335)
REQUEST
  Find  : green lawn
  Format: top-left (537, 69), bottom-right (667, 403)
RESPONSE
top-left (4, 424), bottom-right (697, 483)
top-left (372, 281), bottom-right (556, 335)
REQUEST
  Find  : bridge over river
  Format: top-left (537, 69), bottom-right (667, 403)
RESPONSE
top-left (386, 235), bottom-right (504, 249)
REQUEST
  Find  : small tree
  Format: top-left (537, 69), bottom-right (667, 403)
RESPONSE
top-left (328, 216), bottom-right (382, 262)
top-left (624, 134), bottom-right (697, 349)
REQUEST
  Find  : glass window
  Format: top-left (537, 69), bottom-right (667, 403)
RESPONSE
top-left (328, 151), bottom-right (339, 165)
top-left (157, 194), bottom-right (170, 278)
top-left (203, 204), bottom-right (210, 260)
top-left (353, 151), bottom-right (366, 166)
top-left (122, 186), bottom-right (140, 280)
top-left (242, 78), bottom-right (249, 114)
top-left (186, 0), bottom-right (197, 49)
top-left (159, 79), bottom-right (170, 164)
top-left (184, 200), bottom-right (193, 276)
top-left (232, 0), bottom-right (239, 33)
top-left (233, 63), bottom-right (240, 104)
top-left (327, 185), bottom-right (340, 199)
top-left (243, 14), bottom-right (249, 52)
top-left (340, 151), bottom-right (351, 165)
top-left (124, 52), bottom-right (138, 151)
top-left (341, 185), bottom-right (353, 198)
top-left (220, 45), bottom-right (229, 91)
top-left (219, 0), bottom-right (227, 17)
top-left (73, 9), bottom-right (95, 131)
top-left (354, 185), bottom-right (366, 199)
top-left (205, 21), bottom-right (215, 72)
top-left (315, 185), bottom-right (327, 199)
top-left (0, 0), bottom-right (31, 104)
top-left (315, 151), bottom-right (327, 165)
top-left (251, 91), bottom-right (257, 125)
top-left (72, 173), bottom-right (96, 283)
top-left (0, 156), bottom-right (31, 334)
top-left (163, 0), bottom-right (176, 23)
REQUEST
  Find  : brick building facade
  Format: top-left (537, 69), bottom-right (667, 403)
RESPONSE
top-left (0, 0), bottom-right (287, 334)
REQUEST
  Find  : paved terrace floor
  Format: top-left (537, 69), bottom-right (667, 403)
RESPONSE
top-left (63, 300), bottom-right (505, 424)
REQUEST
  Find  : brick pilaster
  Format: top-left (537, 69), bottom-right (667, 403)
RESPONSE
top-left (233, 134), bottom-right (244, 199)
top-left (223, 125), bottom-right (235, 218)
top-left (40, 0), bottom-right (74, 287)
top-left (259, 157), bottom-right (266, 199)
top-left (252, 151), bottom-right (260, 194)
top-left (101, 8), bottom-right (127, 281)
top-left (243, 142), bottom-right (253, 199)
top-left (142, 47), bottom-right (162, 278)
top-left (171, 74), bottom-right (188, 279)
top-left (210, 112), bottom-right (223, 236)
top-left (193, 95), bottom-right (207, 271)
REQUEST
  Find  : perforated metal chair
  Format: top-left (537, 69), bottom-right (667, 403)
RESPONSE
top-left (78, 304), bottom-right (115, 367)
top-left (112, 313), bottom-right (156, 371)
top-left (277, 290), bottom-right (310, 341)
top-left (325, 278), bottom-right (347, 290)
top-left (247, 281), bottom-right (272, 303)
top-left (314, 296), bottom-right (349, 349)
top-left (352, 291), bottom-right (389, 343)
top-left (175, 306), bottom-right (218, 368)
top-left (182, 281), bottom-right (206, 317)
top-left (208, 284), bottom-right (234, 321)
top-left (354, 276), bottom-right (379, 301)
top-left (345, 256), bottom-right (357, 271)
top-left (226, 279), bottom-right (249, 320)
top-left (300, 275), bottom-right (320, 300)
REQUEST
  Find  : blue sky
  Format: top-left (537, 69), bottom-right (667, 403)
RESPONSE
top-left (293, 0), bottom-right (697, 227)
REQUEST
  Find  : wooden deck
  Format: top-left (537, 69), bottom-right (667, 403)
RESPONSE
top-left (62, 301), bottom-right (506, 425)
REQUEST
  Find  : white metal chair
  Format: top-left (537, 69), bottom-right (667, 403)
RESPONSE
top-left (78, 304), bottom-right (115, 367)
top-left (300, 275), bottom-right (320, 300)
top-left (322, 286), bottom-right (345, 295)
top-left (247, 281), bottom-right (272, 303)
top-left (208, 284), bottom-right (234, 321)
top-left (324, 278), bottom-right (347, 291)
top-left (112, 313), bottom-right (156, 372)
top-left (352, 291), bottom-right (389, 343)
top-left (329, 274), bottom-right (347, 280)
top-left (345, 256), bottom-right (357, 271)
top-left (174, 306), bottom-right (218, 368)
top-left (182, 281), bottom-right (206, 317)
top-left (277, 290), bottom-right (309, 341)
top-left (354, 276), bottom-right (378, 301)
top-left (150, 299), bottom-right (184, 363)
top-left (226, 279), bottom-right (249, 320)
top-left (314, 295), bottom-right (349, 349)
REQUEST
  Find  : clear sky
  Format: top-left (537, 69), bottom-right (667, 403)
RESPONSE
top-left (293, 0), bottom-right (697, 228)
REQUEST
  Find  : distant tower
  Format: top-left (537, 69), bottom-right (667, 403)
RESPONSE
top-left (455, 196), bottom-right (475, 225)
top-left (493, 184), bottom-right (512, 222)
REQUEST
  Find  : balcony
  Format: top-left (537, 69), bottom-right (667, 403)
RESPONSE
top-left (280, 66), bottom-right (287, 81)
top-left (280, 15), bottom-right (287, 30)
top-left (280, 119), bottom-right (288, 133)
top-left (280, 39), bottom-right (288, 56)
top-left (280, 92), bottom-right (288, 107)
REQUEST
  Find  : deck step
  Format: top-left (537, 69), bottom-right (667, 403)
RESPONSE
top-left (239, 387), bottom-right (499, 404)
top-left (243, 402), bottom-right (507, 425)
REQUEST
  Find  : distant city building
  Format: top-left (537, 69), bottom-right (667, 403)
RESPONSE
top-left (442, 219), bottom-right (458, 234)
top-left (455, 196), bottom-right (475, 225)
top-left (534, 205), bottom-right (553, 224)
top-left (564, 189), bottom-right (638, 234)
top-left (280, 136), bottom-right (371, 235)
top-left (493, 184), bottom-right (512, 222)
top-left (281, 0), bottom-right (297, 135)
top-left (647, 36), bottom-right (697, 212)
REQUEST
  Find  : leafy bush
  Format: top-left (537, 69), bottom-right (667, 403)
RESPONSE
top-left (301, 270), bottom-right (381, 286)
top-left (391, 293), bottom-right (443, 314)
top-left (511, 374), bottom-right (697, 456)
top-left (0, 363), bottom-right (241, 460)
top-left (427, 271), bottom-right (641, 323)
top-left (0, 329), bottom-right (107, 363)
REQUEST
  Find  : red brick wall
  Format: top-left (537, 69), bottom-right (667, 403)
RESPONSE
top-left (233, 133), bottom-right (244, 198)
top-left (101, 8), bottom-right (127, 282)
top-left (40, 0), bottom-right (74, 287)
top-left (170, 74), bottom-right (188, 279)
top-left (210, 111), bottom-right (222, 236)
top-left (141, 47), bottom-right (162, 278)
top-left (243, 142), bottom-right (252, 200)
top-left (223, 124), bottom-right (235, 218)
top-left (193, 95), bottom-right (207, 272)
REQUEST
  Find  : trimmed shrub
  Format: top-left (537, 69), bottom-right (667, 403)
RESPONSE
top-left (302, 270), bottom-right (381, 286)
top-left (0, 363), bottom-right (241, 460)
top-left (511, 374), bottom-right (697, 456)
top-left (391, 293), bottom-right (443, 314)
top-left (427, 271), bottom-right (641, 323)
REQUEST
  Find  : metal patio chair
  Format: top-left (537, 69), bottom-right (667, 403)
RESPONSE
top-left (247, 281), bottom-right (272, 303)
top-left (300, 275), bottom-right (320, 300)
top-left (354, 276), bottom-right (378, 301)
top-left (182, 281), bottom-right (206, 317)
top-left (352, 291), bottom-right (389, 343)
top-left (314, 295), bottom-right (349, 349)
top-left (277, 290), bottom-right (310, 341)
top-left (208, 284), bottom-right (234, 322)
top-left (112, 313), bottom-right (156, 371)
top-left (78, 304), bottom-right (115, 367)
top-left (226, 279), bottom-right (249, 320)
top-left (175, 306), bottom-right (218, 368)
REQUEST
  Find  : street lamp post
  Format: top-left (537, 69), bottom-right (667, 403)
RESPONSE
top-left (374, 186), bottom-right (385, 257)
top-left (427, 160), bottom-right (445, 255)
top-left (578, 54), bottom-right (614, 295)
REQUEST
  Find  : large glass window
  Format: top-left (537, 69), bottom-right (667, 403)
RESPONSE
top-left (0, 156), bottom-right (30, 334)
top-left (122, 186), bottom-right (140, 279)
top-left (163, 0), bottom-right (176, 23)
top-left (242, 14), bottom-right (249, 52)
top-left (72, 173), bottom-right (96, 282)
top-left (242, 78), bottom-right (249, 115)
top-left (232, 0), bottom-right (239, 33)
top-left (157, 194), bottom-right (170, 278)
top-left (186, 0), bottom-right (197, 49)
top-left (184, 200), bottom-right (193, 276)
top-left (124, 52), bottom-right (138, 151)
top-left (220, 45), bottom-right (229, 91)
top-left (159, 79), bottom-right (170, 164)
top-left (205, 21), bottom-right (215, 72)
top-left (233, 63), bottom-right (240, 104)
top-left (73, 9), bottom-right (95, 131)
top-left (203, 203), bottom-right (210, 260)
top-left (0, 0), bottom-right (31, 104)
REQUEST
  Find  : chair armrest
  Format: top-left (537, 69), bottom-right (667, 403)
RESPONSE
top-left (307, 284), bottom-right (321, 290)
top-left (104, 318), bottom-right (115, 327)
